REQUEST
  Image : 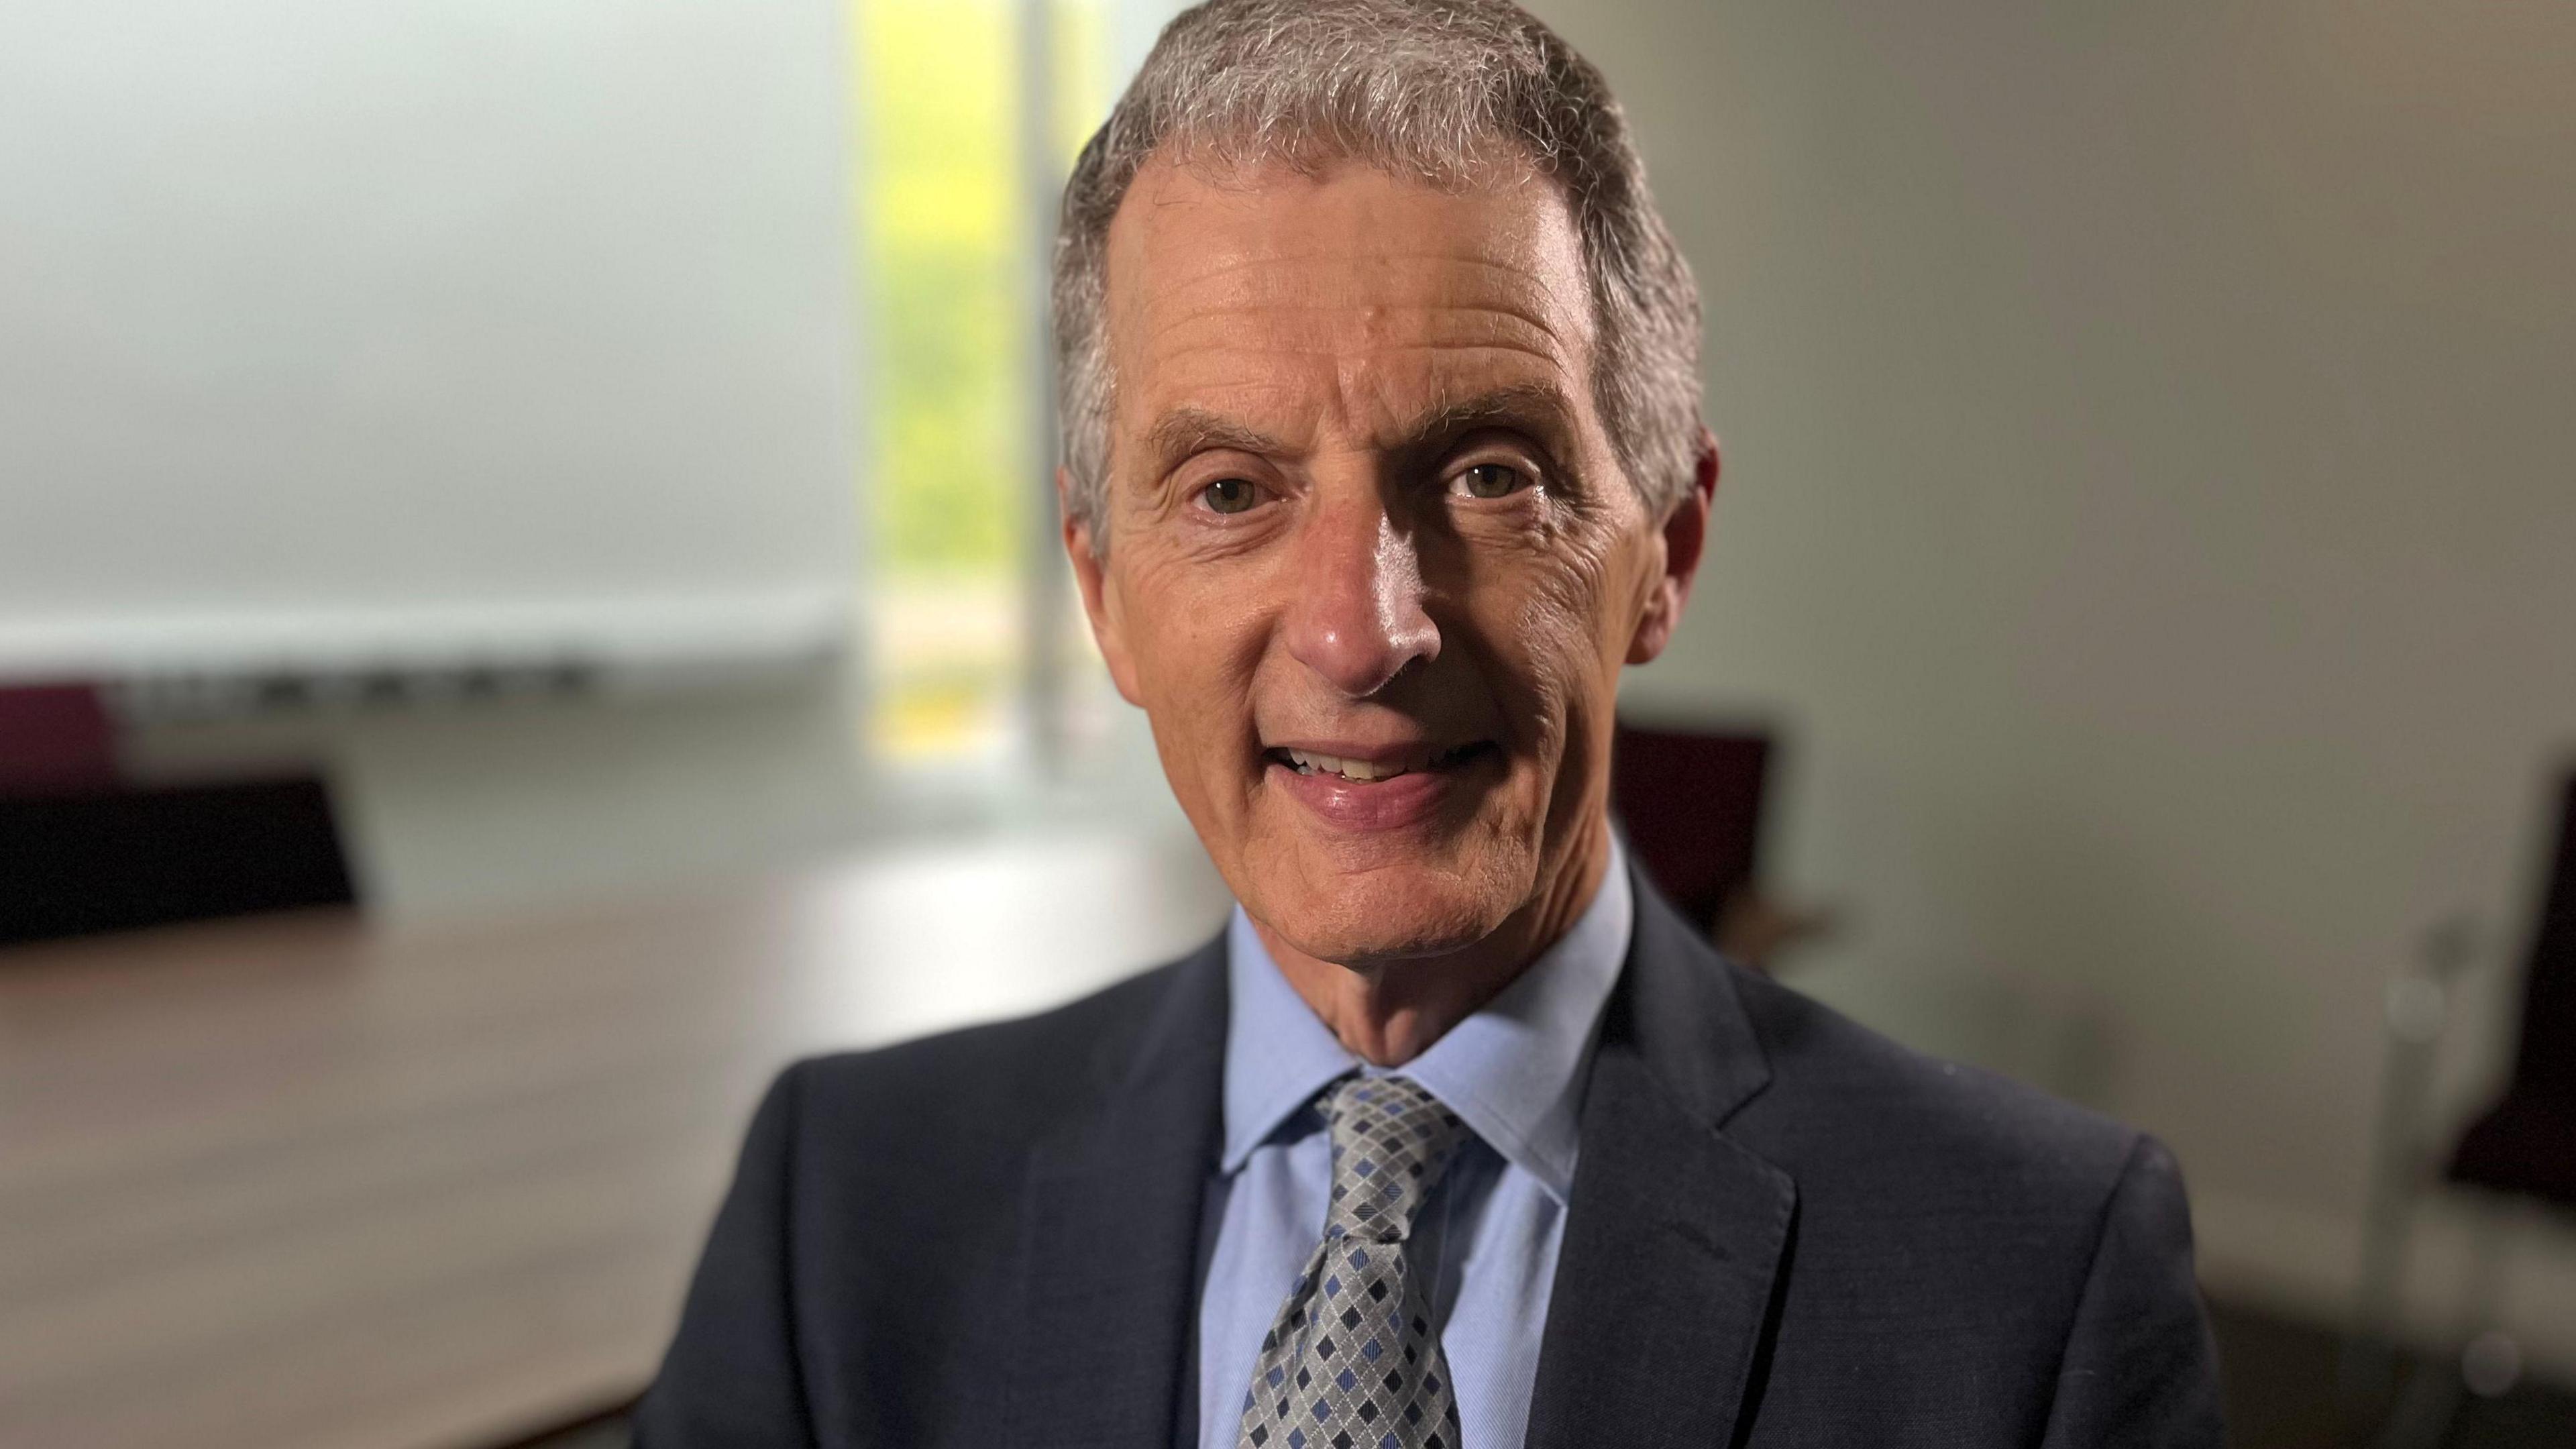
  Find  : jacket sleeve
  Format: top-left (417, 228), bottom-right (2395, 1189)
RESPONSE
top-left (2038, 1133), bottom-right (2226, 1448)
top-left (633, 1063), bottom-right (818, 1449)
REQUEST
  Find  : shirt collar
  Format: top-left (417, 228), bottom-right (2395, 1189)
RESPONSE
top-left (1219, 842), bottom-right (1634, 1204)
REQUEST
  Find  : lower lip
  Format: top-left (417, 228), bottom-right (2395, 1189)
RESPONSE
top-left (1265, 754), bottom-right (1485, 833)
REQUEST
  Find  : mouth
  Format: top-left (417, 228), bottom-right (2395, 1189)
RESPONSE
top-left (1255, 738), bottom-right (1501, 833)
top-left (1260, 741), bottom-right (1497, 782)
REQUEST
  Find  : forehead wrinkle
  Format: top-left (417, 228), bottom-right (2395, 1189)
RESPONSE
top-left (1135, 344), bottom-right (1576, 449)
top-left (1147, 338), bottom-right (1573, 376)
top-left (1138, 270), bottom-right (1584, 354)
top-left (1138, 302), bottom-right (1582, 389)
top-left (1330, 367), bottom-right (1587, 461)
top-left (1147, 248), bottom-right (1578, 294)
top-left (1142, 313), bottom-right (1573, 368)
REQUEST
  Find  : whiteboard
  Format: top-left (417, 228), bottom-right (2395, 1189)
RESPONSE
top-left (0, 0), bottom-right (857, 683)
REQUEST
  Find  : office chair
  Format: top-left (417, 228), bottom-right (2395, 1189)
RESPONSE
top-left (0, 682), bottom-right (358, 947)
top-left (1609, 720), bottom-right (1828, 970)
top-left (2449, 767), bottom-right (2576, 1208)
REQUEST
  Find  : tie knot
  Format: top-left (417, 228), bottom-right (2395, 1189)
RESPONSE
top-left (1318, 1074), bottom-right (1470, 1242)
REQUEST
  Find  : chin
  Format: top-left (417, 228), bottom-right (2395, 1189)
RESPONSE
top-left (1256, 846), bottom-right (1529, 968)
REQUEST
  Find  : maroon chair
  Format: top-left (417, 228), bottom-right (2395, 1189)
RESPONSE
top-left (0, 682), bottom-right (117, 794)
top-left (1609, 720), bottom-right (1772, 938)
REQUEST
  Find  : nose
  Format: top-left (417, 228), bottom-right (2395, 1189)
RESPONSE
top-left (1281, 488), bottom-right (1440, 697)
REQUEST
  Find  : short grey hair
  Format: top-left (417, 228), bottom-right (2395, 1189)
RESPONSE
top-left (1052, 0), bottom-right (1703, 545)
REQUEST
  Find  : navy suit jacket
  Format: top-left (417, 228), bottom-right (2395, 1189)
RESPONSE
top-left (637, 869), bottom-right (2222, 1446)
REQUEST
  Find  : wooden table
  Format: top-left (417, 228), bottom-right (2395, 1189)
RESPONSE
top-left (0, 832), bottom-right (1230, 1449)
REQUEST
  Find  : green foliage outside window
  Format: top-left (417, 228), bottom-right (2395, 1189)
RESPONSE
top-left (856, 0), bottom-right (1117, 760)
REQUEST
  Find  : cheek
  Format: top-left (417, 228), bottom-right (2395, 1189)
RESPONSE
top-left (1473, 528), bottom-right (1629, 742)
top-left (1116, 550), bottom-right (1267, 765)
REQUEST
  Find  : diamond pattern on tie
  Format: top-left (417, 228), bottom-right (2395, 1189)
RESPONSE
top-left (1235, 1075), bottom-right (1471, 1449)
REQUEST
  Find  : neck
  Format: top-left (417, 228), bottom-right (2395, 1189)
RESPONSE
top-left (1254, 814), bottom-right (1615, 1067)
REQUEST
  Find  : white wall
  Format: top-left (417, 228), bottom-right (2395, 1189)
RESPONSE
top-left (0, 0), bottom-right (857, 677)
top-left (1527, 0), bottom-right (2576, 1364)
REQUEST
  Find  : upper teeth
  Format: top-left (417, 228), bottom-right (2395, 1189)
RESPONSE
top-left (1285, 749), bottom-right (1403, 782)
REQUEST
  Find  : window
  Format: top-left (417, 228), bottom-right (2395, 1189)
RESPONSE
top-left (853, 0), bottom-right (1155, 766)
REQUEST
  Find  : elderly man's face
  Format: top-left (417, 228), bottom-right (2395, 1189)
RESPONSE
top-left (1068, 155), bottom-right (1707, 967)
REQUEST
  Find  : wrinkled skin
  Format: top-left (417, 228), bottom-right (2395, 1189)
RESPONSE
top-left (1064, 154), bottom-right (1717, 1063)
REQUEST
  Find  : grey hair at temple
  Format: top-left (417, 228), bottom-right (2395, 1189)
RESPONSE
top-left (1049, 0), bottom-right (1705, 550)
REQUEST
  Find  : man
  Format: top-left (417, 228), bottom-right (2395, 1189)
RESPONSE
top-left (639, 1), bottom-right (2223, 1444)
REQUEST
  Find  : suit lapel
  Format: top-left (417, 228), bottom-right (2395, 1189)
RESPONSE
top-left (1008, 936), bottom-right (1228, 1448)
top-left (1525, 871), bottom-right (1796, 1449)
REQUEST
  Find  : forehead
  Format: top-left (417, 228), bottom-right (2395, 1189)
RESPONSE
top-left (1099, 154), bottom-right (1595, 448)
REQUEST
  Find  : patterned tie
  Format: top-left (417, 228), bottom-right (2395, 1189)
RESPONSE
top-left (1234, 1074), bottom-right (1473, 1449)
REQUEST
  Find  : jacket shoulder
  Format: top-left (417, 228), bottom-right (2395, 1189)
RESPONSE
top-left (1706, 958), bottom-right (2216, 1438)
top-left (1723, 960), bottom-right (2145, 1212)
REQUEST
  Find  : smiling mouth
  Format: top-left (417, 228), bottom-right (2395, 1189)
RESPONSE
top-left (1261, 742), bottom-right (1497, 782)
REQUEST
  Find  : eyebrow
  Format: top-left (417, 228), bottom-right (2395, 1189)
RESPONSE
top-left (1139, 382), bottom-right (1580, 480)
top-left (1404, 382), bottom-right (1580, 451)
top-left (1143, 409), bottom-right (1289, 480)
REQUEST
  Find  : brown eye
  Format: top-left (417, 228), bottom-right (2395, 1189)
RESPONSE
top-left (1456, 462), bottom-right (1529, 499)
top-left (1201, 476), bottom-right (1258, 514)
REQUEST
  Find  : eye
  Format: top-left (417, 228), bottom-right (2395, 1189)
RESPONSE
top-left (1453, 462), bottom-right (1532, 500)
top-left (1199, 476), bottom-right (1260, 515)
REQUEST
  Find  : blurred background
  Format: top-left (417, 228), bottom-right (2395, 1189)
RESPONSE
top-left (2, 1), bottom-right (2571, 1446)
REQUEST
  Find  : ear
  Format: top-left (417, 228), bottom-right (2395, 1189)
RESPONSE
top-left (1625, 426), bottom-right (1721, 665)
top-left (1060, 466), bottom-right (1145, 706)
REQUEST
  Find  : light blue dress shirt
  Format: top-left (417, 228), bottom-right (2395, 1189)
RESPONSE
top-left (1195, 849), bottom-right (1634, 1449)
